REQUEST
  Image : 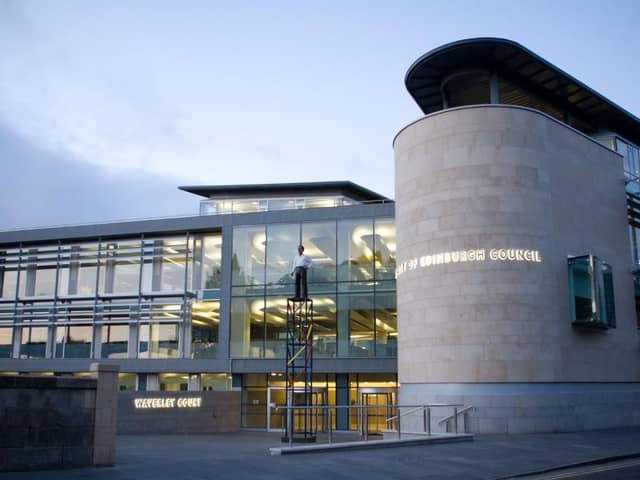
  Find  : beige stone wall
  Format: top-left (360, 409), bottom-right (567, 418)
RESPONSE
top-left (394, 105), bottom-right (639, 385)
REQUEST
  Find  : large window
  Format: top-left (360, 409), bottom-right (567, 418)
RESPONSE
top-left (230, 219), bottom-right (396, 358)
top-left (99, 240), bottom-right (141, 295)
top-left (338, 219), bottom-right (374, 282)
top-left (202, 234), bottom-right (222, 289)
top-left (230, 296), bottom-right (264, 357)
top-left (58, 243), bottom-right (100, 296)
top-left (0, 232), bottom-right (219, 363)
top-left (0, 247), bottom-right (19, 300)
top-left (265, 224), bottom-right (298, 293)
top-left (55, 325), bottom-right (92, 358)
top-left (19, 326), bottom-right (48, 359)
top-left (191, 301), bottom-right (219, 359)
top-left (101, 324), bottom-right (129, 359)
top-left (568, 255), bottom-right (616, 329)
top-left (0, 327), bottom-right (12, 358)
top-left (138, 323), bottom-right (179, 358)
top-left (302, 221), bottom-right (337, 283)
top-left (141, 237), bottom-right (189, 293)
top-left (232, 226), bottom-right (266, 286)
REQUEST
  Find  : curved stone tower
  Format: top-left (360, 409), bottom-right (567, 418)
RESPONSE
top-left (394, 105), bottom-right (639, 433)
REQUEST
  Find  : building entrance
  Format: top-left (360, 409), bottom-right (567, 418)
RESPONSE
top-left (359, 389), bottom-right (395, 435)
top-left (266, 387), bottom-right (326, 432)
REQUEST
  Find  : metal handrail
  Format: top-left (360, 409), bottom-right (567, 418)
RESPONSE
top-left (385, 405), bottom-right (423, 424)
top-left (274, 403), bottom-right (467, 447)
top-left (437, 405), bottom-right (474, 425)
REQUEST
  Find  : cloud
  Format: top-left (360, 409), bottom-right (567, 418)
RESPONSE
top-left (0, 123), bottom-right (196, 230)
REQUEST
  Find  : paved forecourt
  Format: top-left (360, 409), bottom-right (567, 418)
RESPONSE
top-left (1, 427), bottom-right (640, 480)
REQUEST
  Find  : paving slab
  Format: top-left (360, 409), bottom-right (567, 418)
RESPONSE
top-left (0, 427), bottom-right (639, 480)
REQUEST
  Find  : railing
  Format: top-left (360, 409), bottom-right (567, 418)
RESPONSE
top-left (438, 405), bottom-right (474, 433)
top-left (275, 403), bottom-right (467, 447)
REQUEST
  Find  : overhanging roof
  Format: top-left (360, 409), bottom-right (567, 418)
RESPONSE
top-left (178, 181), bottom-right (390, 202)
top-left (405, 37), bottom-right (640, 146)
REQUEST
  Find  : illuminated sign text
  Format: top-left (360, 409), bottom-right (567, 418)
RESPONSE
top-left (396, 249), bottom-right (542, 276)
top-left (133, 397), bottom-right (202, 409)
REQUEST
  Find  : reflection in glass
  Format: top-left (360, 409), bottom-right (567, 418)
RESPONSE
top-left (141, 237), bottom-right (189, 293)
top-left (20, 326), bottom-right (48, 359)
top-left (0, 269), bottom-right (17, 300)
top-left (202, 234), bottom-right (222, 289)
top-left (338, 293), bottom-right (374, 357)
top-left (375, 292), bottom-right (397, 357)
top-left (55, 325), bottom-right (92, 358)
top-left (232, 226), bottom-right (266, 286)
top-left (230, 297), bottom-right (264, 357)
top-left (312, 296), bottom-right (337, 358)
top-left (191, 301), bottom-right (219, 358)
top-left (338, 219), bottom-right (374, 282)
top-left (99, 240), bottom-right (141, 294)
top-left (303, 222), bottom-right (337, 283)
top-left (33, 267), bottom-right (57, 297)
top-left (138, 323), bottom-right (179, 358)
top-left (264, 297), bottom-right (287, 358)
top-left (266, 224), bottom-right (298, 288)
top-left (101, 324), bottom-right (129, 359)
top-left (374, 219), bottom-right (396, 280)
top-left (568, 255), bottom-right (616, 328)
top-left (242, 388), bottom-right (267, 428)
top-left (0, 327), bottom-right (12, 358)
top-left (59, 243), bottom-right (100, 296)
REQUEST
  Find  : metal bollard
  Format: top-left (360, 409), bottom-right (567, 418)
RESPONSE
top-left (427, 407), bottom-right (431, 436)
top-left (328, 409), bottom-right (333, 444)
top-left (397, 407), bottom-right (401, 439)
top-left (454, 407), bottom-right (458, 434)
top-left (364, 407), bottom-right (368, 441)
top-left (423, 406), bottom-right (427, 433)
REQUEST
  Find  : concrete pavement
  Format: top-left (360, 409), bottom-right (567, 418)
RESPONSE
top-left (1, 427), bottom-right (640, 479)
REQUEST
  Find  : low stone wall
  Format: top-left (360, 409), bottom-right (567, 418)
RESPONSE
top-left (118, 391), bottom-right (240, 434)
top-left (0, 364), bottom-right (118, 472)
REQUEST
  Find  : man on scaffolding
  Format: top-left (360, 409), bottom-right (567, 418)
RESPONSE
top-left (290, 244), bottom-right (312, 300)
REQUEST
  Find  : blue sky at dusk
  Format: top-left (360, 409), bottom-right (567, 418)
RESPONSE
top-left (1, 0), bottom-right (638, 228)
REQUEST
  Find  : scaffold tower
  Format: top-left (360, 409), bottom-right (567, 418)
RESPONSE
top-left (283, 297), bottom-right (314, 443)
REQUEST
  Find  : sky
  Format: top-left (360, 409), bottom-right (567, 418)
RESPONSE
top-left (1, 0), bottom-right (639, 229)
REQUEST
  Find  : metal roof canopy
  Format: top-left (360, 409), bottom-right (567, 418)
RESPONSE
top-left (178, 181), bottom-right (391, 202)
top-left (405, 38), bottom-right (640, 147)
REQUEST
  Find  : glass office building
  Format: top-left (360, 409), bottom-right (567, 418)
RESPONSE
top-left (0, 181), bottom-right (397, 430)
top-left (2, 38), bottom-right (640, 434)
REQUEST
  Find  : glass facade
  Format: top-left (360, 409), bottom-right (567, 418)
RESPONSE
top-left (0, 232), bottom-right (221, 361)
top-left (230, 218), bottom-right (397, 358)
top-left (240, 372), bottom-right (397, 429)
top-left (200, 195), bottom-right (361, 216)
top-left (0, 200), bottom-right (397, 431)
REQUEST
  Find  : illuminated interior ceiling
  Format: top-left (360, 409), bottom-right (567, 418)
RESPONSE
top-left (307, 235), bottom-right (335, 263)
top-left (191, 301), bottom-right (220, 326)
top-left (405, 37), bottom-right (640, 146)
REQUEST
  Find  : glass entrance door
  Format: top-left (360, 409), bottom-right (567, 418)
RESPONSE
top-left (267, 387), bottom-right (326, 431)
top-left (360, 391), bottom-right (394, 435)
